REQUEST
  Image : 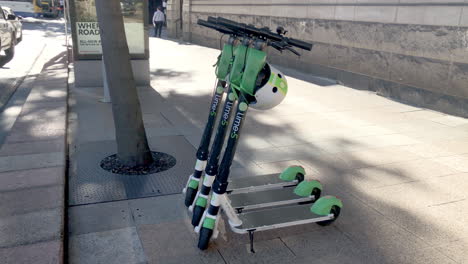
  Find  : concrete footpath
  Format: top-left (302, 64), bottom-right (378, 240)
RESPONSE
top-left (66, 34), bottom-right (468, 264)
top-left (0, 25), bottom-right (68, 263)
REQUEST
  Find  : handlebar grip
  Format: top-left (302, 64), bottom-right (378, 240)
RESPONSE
top-left (286, 38), bottom-right (313, 51)
top-left (207, 16), bottom-right (217, 24)
top-left (217, 17), bottom-right (244, 30)
top-left (197, 19), bottom-right (234, 35)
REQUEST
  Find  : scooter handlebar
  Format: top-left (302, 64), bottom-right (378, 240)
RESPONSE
top-left (211, 17), bottom-right (313, 51)
top-left (197, 19), bottom-right (235, 35)
top-left (286, 38), bottom-right (313, 51)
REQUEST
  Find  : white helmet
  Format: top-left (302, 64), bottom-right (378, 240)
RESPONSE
top-left (250, 64), bottom-right (288, 110)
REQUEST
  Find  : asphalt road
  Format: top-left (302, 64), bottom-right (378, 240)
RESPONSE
top-left (0, 18), bottom-right (66, 147)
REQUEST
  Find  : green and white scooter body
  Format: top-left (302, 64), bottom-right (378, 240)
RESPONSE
top-left (229, 196), bottom-right (342, 234)
top-left (228, 179), bottom-right (322, 213)
top-left (227, 165), bottom-right (305, 194)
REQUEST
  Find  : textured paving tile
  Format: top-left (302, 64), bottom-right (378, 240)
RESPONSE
top-left (69, 136), bottom-right (195, 205)
top-left (68, 200), bottom-right (134, 236)
top-left (137, 221), bottom-right (224, 264)
top-left (0, 208), bottom-right (62, 248)
top-left (0, 166), bottom-right (63, 192)
top-left (0, 240), bottom-right (62, 264)
top-left (129, 194), bottom-right (187, 226)
top-left (0, 152), bottom-right (64, 173)
top-left (0, 185), bottom-right (63, 217)
top-left (68, 227), bottom-right (147, 264)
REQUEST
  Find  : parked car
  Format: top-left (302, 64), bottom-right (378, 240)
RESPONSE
top-left (2, 7), bottom-right (22, 42)
top-left (0, 6), bottom-right (16, 67)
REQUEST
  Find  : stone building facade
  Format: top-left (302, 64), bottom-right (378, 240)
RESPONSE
top-left (167, 1), bottom-right (468, 117)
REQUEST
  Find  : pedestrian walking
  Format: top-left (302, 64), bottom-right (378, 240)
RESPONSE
top-left (152, 6), bottom-right (165, 38)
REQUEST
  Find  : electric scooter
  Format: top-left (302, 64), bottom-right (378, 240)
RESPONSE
top-left (183, 24), bottom-right (239, 207)
top-left (194, 17), bottom-right (343, 252)
top-left (188, 21), bottom-right (321, 227)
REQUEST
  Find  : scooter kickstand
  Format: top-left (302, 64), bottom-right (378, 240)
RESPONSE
top-left (248, 230), bottom-right (256, 253)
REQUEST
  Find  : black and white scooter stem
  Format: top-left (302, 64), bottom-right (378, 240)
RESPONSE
top-left (189, 87), bottom-right (237, 219)
top-left (183, 81), bottom-right (226, 207)
top-left (196, 95), bottom-right (249, 236)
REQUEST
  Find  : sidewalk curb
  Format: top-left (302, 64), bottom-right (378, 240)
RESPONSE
top-left (0, 46), bottom-right (69, 263)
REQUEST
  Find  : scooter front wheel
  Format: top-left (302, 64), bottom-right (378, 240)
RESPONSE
top-left (198, 227), bottom-right (213, 250)
top-left (192, 205), bottom-right (205, 227)
top-left (184, 187), bottom-right (197, 207)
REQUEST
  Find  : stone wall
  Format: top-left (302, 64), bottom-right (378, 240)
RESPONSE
top-left (169, 0), bottom-right (468, 117)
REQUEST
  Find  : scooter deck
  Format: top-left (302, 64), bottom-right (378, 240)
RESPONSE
top-left (228, 187), bottom-right (314, 212)
top-left (230, 204), bottom-right (333, 234)
top-left (227, 173), bottom-right (298, 194)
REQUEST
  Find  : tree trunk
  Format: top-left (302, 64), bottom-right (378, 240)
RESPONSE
top-left (95, 0), bottom-right (153, 167)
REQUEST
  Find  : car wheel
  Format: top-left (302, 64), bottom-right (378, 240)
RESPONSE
top-left (0, 35), bottom-right (16, 67)
top-left (17, 30), bottom-right (22, 43)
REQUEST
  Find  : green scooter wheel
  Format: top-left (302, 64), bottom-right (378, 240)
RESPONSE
top-left (191, 205), bottom-right (205, 227)
top-left (296, 173), bottom-right (305, 182)
top-left (184, 187), bottom-right (197, 207)
top-left (311, 187), bottom-right (321, 200)
top-left (198, 227), bottom-right (213, 250)
top-left (317, 205), bottom-right (340, 226)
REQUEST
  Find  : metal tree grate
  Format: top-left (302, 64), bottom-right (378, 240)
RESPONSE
top-left (68, 136), bottom-right (196, 206)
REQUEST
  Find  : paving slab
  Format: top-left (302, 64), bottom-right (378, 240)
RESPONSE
top-left (68, 227), bottom-right (147, 264)
top-left (0, 140), bottom-right (65, 157)
top-left (137, 222), bottom-right (224, 264)
top-left (331, 146), bottom-right (422, 170)
top-left (0, 185), bottom-right (63, 217)
top-left (0, 152), bottom-right (64, 173)
top-left (0, 208), bottom-right (62, 248)
top-left (129, 194), bottom-right (187, 226)
top-left (398, 143), bottom-right (456, 159)
top-left (217, 238), bottom-right (295, 264)
top-left (68, 200), bottom-right (133, 236)
top-left (5, 128), bottom-right (65, 143)
top-left (0, 166), bottom-right (63, 192)
top-left (436, 240), bottom-right (468, 264)
top-left (432, 155), bottom-right (468, 173)
top-left (0, 240), bottom-right (62, 264)
top-left (281, 228), bottom-right (374, 263)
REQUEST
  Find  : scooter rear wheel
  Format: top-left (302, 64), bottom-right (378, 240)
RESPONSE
top-left (184, 187), bottom-right (197, 207)
top-left (317, 205), bottom-right (340, 226)
top-left (198, 227), bottom-right (213, 250)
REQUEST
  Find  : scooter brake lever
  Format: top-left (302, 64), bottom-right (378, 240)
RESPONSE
top-left (285, 46), bottom-right (300, 57)
top-left (270, 42), bottom-right (284, 53)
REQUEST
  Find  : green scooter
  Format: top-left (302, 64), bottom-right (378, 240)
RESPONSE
top-left (194, 17), bottom-right (343, 252)
top-left (182, 25), bottom-right (238, 207)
